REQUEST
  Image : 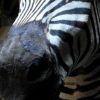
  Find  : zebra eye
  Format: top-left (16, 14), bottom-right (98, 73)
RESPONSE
top-left (27, 54), bottom-right (51, 81)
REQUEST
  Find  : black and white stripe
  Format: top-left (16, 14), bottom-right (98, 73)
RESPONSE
top-left (13, 0), bottom-right (92, 67)
top-left (59, 0), bottom-right (100, 100)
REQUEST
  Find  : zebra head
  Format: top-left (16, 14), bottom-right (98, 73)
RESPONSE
top-left (0, 21), bottom-right (62, 100)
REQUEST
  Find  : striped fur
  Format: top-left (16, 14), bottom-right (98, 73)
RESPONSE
top-left (59, 1), bottom-right (100, 100)
top-left (13, 0), bottom-right (100, 100)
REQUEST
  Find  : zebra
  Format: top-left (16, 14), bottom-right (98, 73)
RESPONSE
top-left (0, 0), bottom-right (100, 100)
top-left (13, 0), bottom-right (100, 100)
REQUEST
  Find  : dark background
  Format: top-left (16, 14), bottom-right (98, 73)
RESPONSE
top-left (0, 0), bottom-right (19, 26)
top-left (0, 0), bottom-right (19, 44)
